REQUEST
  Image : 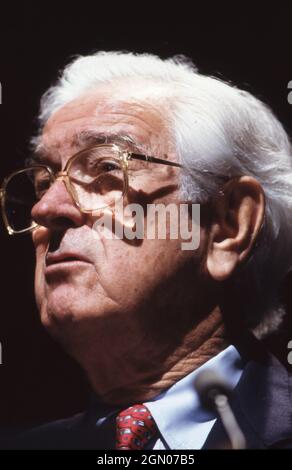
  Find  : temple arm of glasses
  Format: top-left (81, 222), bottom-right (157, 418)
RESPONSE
top-left (130, 153), bottom-right (182, 168)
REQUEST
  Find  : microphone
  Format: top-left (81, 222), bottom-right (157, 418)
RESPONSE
top-left (194, 369), bottom-right (246, 449)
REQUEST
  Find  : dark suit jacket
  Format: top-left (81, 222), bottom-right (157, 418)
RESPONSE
top-left (203, 334), bottom-right (292, 449)
top-left (3, 334), bottom-right (292, 449)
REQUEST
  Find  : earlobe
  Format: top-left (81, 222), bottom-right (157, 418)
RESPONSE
top-left (206, 176), bottom-right (265, 282)
top-left (207, 246), bottom-right (240, 281)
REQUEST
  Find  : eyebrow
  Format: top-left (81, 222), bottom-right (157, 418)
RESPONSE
top-left (27, 131), bottom-right (144, 167)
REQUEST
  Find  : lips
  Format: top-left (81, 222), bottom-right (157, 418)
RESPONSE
top-left (46, 252), bottom-right (90, 267)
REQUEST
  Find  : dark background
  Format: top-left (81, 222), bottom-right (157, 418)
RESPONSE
top-left (0, 4), bottom-right (292, 428)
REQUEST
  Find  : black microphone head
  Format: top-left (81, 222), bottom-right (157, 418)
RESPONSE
top-left (194, 368), bottom-right (232, 411)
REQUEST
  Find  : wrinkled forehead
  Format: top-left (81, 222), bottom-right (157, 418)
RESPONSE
top-left (38, 82), bottom-right (175, 166)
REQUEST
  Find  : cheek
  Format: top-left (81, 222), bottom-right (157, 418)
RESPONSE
top-left (97, 238), bottom-right (184, 306)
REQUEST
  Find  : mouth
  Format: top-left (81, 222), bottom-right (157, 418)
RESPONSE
top-left (45, 252), bottom-right (91, 268)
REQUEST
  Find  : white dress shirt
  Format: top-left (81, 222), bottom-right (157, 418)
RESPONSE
top-left (95, 345), bottom-right (244, 450)
top-left (144, 345), bottom-right (244, 449)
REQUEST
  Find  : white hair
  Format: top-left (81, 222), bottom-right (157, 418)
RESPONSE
top-left (34, 51), bottom-right (292, 336)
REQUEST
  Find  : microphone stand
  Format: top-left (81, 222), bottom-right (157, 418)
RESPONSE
top-left (194, 369), bottom-right (246, 449)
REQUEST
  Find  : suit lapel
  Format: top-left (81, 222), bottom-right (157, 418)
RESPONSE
top-left (203, 335), bottom-right (292, 449)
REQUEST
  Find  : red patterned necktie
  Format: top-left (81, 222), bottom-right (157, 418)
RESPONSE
top-left (115, 404), bottom-right (159, 450)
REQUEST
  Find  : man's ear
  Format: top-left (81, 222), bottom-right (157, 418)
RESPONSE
top-left (206, 176), bottom-right (265, 281)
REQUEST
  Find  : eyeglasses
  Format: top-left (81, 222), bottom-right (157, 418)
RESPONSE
top-left (0, 143), bottom-right (182, 235)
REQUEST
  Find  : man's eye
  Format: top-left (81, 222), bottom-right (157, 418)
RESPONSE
top-left (34, 179), bottom-right (51, 199)
top-left (98, 160), bottom-right (121, 173)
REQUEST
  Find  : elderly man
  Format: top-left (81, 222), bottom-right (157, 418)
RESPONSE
top-left (1, 51), bottom-right (292, 450)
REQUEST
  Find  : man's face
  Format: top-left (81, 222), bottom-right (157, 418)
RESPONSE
top-left (31, 85), bottom-right (206, 350)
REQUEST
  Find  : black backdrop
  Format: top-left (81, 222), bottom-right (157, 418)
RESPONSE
top-left (0, 4), bottom-right (292, 429)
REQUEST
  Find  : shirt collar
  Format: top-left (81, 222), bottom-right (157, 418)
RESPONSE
top-left (144, 345), bottom-right (244, 449)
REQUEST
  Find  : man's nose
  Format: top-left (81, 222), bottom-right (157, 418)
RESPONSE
top-left (31, 179), bottom-right (86, 231)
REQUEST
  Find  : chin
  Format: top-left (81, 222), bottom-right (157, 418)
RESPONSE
top-left (39, 293), bottom-right (88, 354)
top-left (44, 286), bottom-right (89, 321)
top-left (40, 283), bottom-right (111, 330)
top-left (39, 289), bottom-right (111, 361)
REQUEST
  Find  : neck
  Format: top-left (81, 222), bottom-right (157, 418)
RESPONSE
top-left (74, 305), bottom-right (227, 406)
